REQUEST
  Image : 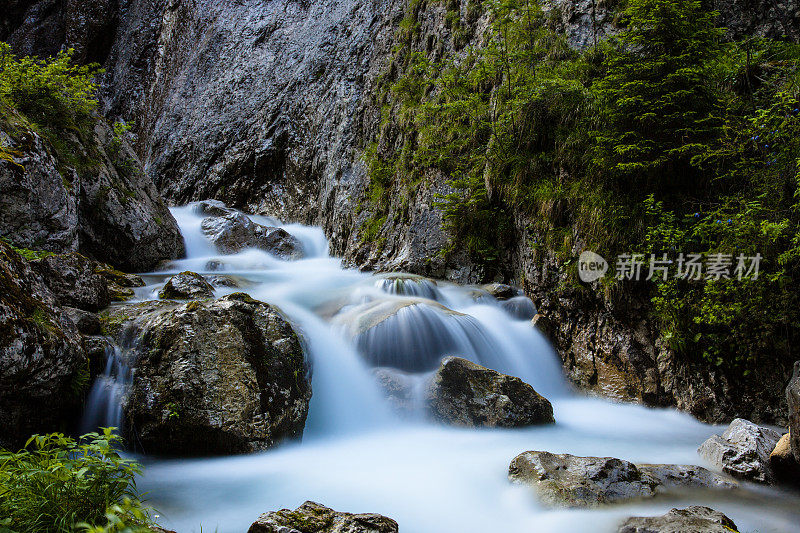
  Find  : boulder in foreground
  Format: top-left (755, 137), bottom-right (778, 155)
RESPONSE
top-left (508, 451), bottom-right (735, 508)
top-left (698, 418), bottom-right (781, 483)
top-left (247, 501), bottom-right (398, 533)
top-left (108, 293), bottom-right (311, 455)
top-left (426, 357), bottom-right (554, 428)
top-left (618, 506), bottom-right (738, 533)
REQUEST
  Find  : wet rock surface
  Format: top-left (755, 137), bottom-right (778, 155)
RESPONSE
top-left (0, 241), bottom-right (87, 448)
top-left (201, 212), bottom-right (304, 259)
top-left (698, 418), bottom-right (782, 483)
top-left (158, 271), bottom-right (214, 300)
top-left (247, 501), bottom-right (399, 533)
top-left (108, 293), bottom-right (311, 455)
top-left (508, 451), bottom-right (736, 508)
top-left (617, 506), bottom-right (739, 533)
top-left (426, 357), bottom-right (554, 428)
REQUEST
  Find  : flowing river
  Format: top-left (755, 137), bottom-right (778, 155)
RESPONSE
top-left (95, 204), bottom-right (800, 532)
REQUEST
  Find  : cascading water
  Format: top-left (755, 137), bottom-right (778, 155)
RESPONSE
top-left (91, 203), bottom-right (799, 533)
top-left (80, 343), bottom-right (134, 434)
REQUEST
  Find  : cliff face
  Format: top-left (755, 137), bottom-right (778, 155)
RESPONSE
top-left (2, 0), bottom-right (798, 423)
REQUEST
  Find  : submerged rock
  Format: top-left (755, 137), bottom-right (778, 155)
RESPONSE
top-left (482, 283), bottom-right (519, 300)
top-left (158, 271), bottom-right (214, 300)
top-left (0, 241), bottom-right (87, 448)
top-left (698, 418), bottom-right (781, 483)
top-left (247, 501), bottom-right (399, 533)
top-left (789, 361), bottom-right (800, 462)
top-left (31, 252), bottom-right (110, 312)
top-left (372, 367), bottom-right (417, 415)
top-left (618, 506), bottom-right (739, 533)
top-left (201, 212), bottom-right (303, 259)
top-left (508, 451), bottom-right (735, 508)
top-left (374, 273), bottom-right (440, 300)
top-left (500, 295), bottom-right (537, 320)
top-left (110, 293), bottom-right (311, 455)
top-left (334, 298), bottom-right (494, 372)
top-left (426, 357), bottom-right (554, 428)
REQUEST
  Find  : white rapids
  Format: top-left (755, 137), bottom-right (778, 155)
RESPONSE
top-left (106, 204), bottom-right (799, 532)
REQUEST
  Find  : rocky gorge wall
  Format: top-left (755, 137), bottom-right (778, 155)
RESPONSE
top-left (3, 0), bottom-right (799, 424)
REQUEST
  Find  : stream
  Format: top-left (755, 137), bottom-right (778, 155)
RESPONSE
top-left (91, 204), bottom-right (800, 532)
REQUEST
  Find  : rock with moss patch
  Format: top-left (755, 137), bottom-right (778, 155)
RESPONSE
top-left (247, 501), bottom-right (398, 533)
top-left (0, 241), bottom-right (86, 448)
top-left (109, 293), bottom-right (311, 455)
top-left (426, 357), bottom-right (554, 428)
top-left (508, 451), bottom-right (736, 508)
top-left (618, 506), bottom-right (738, 533)
top-left (201, 212), bottom-right (303, 259)
top-left (158, 271), bottom-right (214, 300)
top-left (93, 264), bottom-right (145, 301)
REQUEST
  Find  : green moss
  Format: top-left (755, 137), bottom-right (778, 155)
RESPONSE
top-left (0, 238), bottom-right (54, 261)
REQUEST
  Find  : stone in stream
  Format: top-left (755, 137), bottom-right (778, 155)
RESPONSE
top-left (200, 211), bottom-right (304, 259)
top-left (158, 271), bottom-right (215, 300)
top-left (500, 295), bottom-right (537, 320)
top-left (481, 283), bottom-right (520, 300)
top-left (698, 418), bottom-right (781, 484)
top-left (426, 357), bottom-right (554, 428)
top-left (0, 241), bottom-right (87, 448)
top-left (247, 501), bottom-right (398, 533)
top-left (508, 451), bottom-right (736, 508)
top-left (617, 506), bottom-right (739, 533)
top-left (789, 361), bottom-right (800, 463)
top-left (107, 293), bottom-right (311, 455)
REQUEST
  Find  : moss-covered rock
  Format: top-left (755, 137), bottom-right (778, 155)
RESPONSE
top-left (618, 506), bottom-right (739, 533)
top-left (109, 294), bottom-right (311, 455)
top-left (0, 241), bottom-right (86, 448)
top-left (247, 501), bottom-right (398, 533)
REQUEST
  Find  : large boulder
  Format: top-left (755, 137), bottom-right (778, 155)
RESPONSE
top-left (30, 252), bottom-right (110, 312)
top-left (426, 357), bottom-right (554, 428)
top-left (698, 418), bottom-right (782, 483)
top-left (618, 506), bottom-right (738, 533)
top-left (109, 293), bottom-right (311, 455)
top-left (200, 212), bottom-right (303, 259)
top-left (0, 241), bottom-right (87, 448)
top-left (0, 109), bottom-right (184, 272)
top-left (508, 451), bottom-right (735, 508)
top-left (789, 361), bottom-right (800, 462)
top-left (158, 271), bottom-right (214, 300)
top-left (247, 501), bottom-right (398, 533)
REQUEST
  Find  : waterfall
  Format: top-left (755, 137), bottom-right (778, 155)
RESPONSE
top-left (78, 202), bottom-right (799, 533)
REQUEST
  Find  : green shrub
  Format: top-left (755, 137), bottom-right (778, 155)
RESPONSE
top-left (0, 42), bottom-right (102, 129)
top-left (0, 430), bottom-right (155, 533)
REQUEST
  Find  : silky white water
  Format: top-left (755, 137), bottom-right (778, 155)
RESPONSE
top-left (115, 204), bottom-right (799, 532)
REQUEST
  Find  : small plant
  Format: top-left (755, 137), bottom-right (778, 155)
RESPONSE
top-left (0, 429), bottom-right (155, 533)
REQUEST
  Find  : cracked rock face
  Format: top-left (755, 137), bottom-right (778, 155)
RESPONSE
top-left (698, 418), bottom-right (782, 484)
top-left (508, 451), bottom-right (736, 508)
top-left (107, 293), bottom-right (311, 456)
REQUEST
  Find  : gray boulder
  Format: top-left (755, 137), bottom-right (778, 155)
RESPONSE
top-left (0, 241), bottom-right (87, 448)
top-left (108, 293), bottom-right (311, 455)
top-left (247, 501), bottom-right (398, 533)
top-left (698, 418), bottom-right (782, 483)
top-left (508, 451), bottom-right (736, 508)
top-left (30, 252), bottom-right (110, 312)
top-left (789, 361), bottom-right (800, 462)
top-left (201, 212), bottom-right (303, 259)
top-left (426, 357), bottom-right (554, 428)
top-left (481, 283), bottom-right (519, 300)
top-left (0, 112), bottom-right (184, 272)
top-left (158, 271), bottom-right (214, 300)
top-left (618, 506), bottom-right (738, 533)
